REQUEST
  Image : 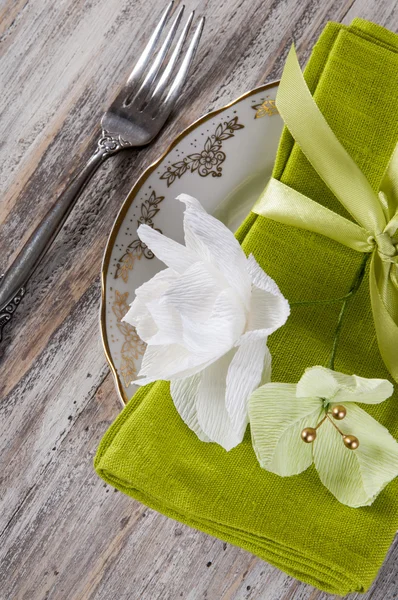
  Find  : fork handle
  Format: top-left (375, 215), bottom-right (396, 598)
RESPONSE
top-left (0, 135), bottom-right (119, 340)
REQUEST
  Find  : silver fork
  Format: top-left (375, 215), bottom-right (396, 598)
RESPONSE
top-left (0, 1), bottom-right (204, 341)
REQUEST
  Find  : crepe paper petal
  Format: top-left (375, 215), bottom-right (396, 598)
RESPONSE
top-left (134, 360), bottom-right (218, 388)
top-left (296, 366), bottom-right (394, 404)
top-left (239, 254), bottom-right (290, 340)
top-left (133, 268), bottom-right (177, 303)
top-left (177, 194), bottom-right (252, 307)
top-left (180, 288), bottom-right (247, 357)
top-left (342, 404), bottom-right (398, 498)
top-left (331, 372), bottom-right (394, 404)
top-left (163, 261), bottom-right (223, 322)
top-left (246, 254), bottom-right (284, 296)
top-left (176, 193), bottom-right (206, 213)
top-left (245, 286), bottom-right (291, 338)
top-left (123, 296), bottom-right (147, 326)
top-left (124, 295), bottom-right (161, 343)
top-left (313, 415), bottom-right (370, 507)
top-left (124, 269), bottom-right (179, 343)
top-left (249, 383), bottom-right (322, 476)
top-left (137, 224), bottom-right (197, 274)
top-left (296, 366), bottom-right (340, 399)
top-left (137, 343), bottom-right (211, 384)
top-left (170, 374), bottom-right (211, 443)
top-left (145, 299), bottom-right (183, 346)
top-left (196, 351), bottom-right (243, 451)
top-left (132, 312), bottom-right (159, 344)
top-left (259, 345), bottom-right (272, 386)
top-left (314, 403), bottom-right (398, 507)
top-left (225, 338), bottom-right (268, 438)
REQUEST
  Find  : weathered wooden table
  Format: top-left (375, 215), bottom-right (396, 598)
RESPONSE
top-left (1, 1), bottom-right (398, 598)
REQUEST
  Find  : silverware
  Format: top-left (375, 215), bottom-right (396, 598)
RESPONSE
top-left (0, 1), bottom-right (204, 341)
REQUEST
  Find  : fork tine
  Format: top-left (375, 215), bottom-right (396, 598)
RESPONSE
top-left (127, 4), bottom-right (185, 107)
top-left (125, 1), bottom-right (174, 93)
top-left (147, 11), bottom-right (194, 106)
top-left (154, 17), bottom-right (205, 121)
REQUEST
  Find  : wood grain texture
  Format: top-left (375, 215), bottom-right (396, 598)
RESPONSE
top-left (1, 1), bottom-right (398, 598)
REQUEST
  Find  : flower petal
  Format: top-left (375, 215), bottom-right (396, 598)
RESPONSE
top-left (137, 224), bottom-right (197, 273)
top-left (170, 374), bottom-right (211, 442)
top-left (176, 193), bottom-right (206, 213)
top-left (145, 299), bottom-right (182, 346)
top-left (296, 366), bottom-right (340, 399)
top-left (249, 383), bottom-right (322, 476)
top-left (163, 261), bottom-right (223, 322)
top-left (313, 416), bottom-right (369, 508)
top-left (313, 403), bottom-right (398, 507)
top-left (123, 296), bottom-right (146, 323)
top-left (225, 339), bottom-right (270, 439)
top-left (260, 344), bottom-right (272, 385)
top-left (297, 367), bottom-right (394, 404)
top-left (123, 297), bottom-right (158, 343)
top-left (245, 285), bottom-right (290, 337)
top-left (137, 344), bottom-right (211, 383)
top-left (134, 267), bottom-right (176, 303)
top-left (177, 194), bottom-right (252, 307)
top-left (135, 314), bottom-right (157, 342)
top-left (246, 254), bottom-right (283, 296)
top-left (180, 288), bottom-right (247, 357)
top-left (344, 404), bottom-right (398, 497)
top-left (124, 269), bottom-right (180, 343)
top-left (331, 372), bottom-right (393, 404)
top-left (195, 351), bottom-right (244, 451)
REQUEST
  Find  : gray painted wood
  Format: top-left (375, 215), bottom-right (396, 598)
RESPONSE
top-left (1, 1), bottom-right (397, 598)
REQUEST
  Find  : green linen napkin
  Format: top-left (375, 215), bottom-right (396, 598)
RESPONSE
top-left (95, 19), bottom-right (398, 595)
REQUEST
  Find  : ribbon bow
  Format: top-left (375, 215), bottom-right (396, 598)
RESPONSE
top-left (253, 46), bottom-right (398, 382)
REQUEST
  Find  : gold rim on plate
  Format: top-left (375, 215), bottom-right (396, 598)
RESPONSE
top-left (101, 79), bottom-right (280, 406)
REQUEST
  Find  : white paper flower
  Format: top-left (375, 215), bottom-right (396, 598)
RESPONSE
top-left (249, 366), bottom-right (397, 507)
top-left (123, 194), bottom-right (290, 450)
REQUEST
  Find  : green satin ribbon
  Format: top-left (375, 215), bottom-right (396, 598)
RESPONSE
top-left (253, 46), bottom-right (398, 382)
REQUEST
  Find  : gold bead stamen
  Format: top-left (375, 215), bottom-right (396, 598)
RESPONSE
top-left (301, 413), bottom-right (328, 443)
top-left (301, 427), bottom-right (317, 443)
top-left (331, 405), bottom-right (346, 420)
top-left (343, 435), bottom-right (360, 450)
top-left (300, 405), bottom-right (359, 450)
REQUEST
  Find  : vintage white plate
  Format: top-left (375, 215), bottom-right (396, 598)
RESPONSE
top-left (101, 81), bottom-right (283, 405)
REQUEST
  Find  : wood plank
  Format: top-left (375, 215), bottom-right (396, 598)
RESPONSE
top-left (0, 0), bottom-right (397, 598)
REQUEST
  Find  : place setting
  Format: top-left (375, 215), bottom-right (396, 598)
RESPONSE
top-left (2, 3), bottom-right (398, 597)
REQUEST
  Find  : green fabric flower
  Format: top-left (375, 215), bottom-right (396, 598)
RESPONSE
top-left (249, 366), bottom-right (398, 507)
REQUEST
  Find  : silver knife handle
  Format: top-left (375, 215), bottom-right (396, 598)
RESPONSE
top-left (0, 139), bottom-right (112, 341)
